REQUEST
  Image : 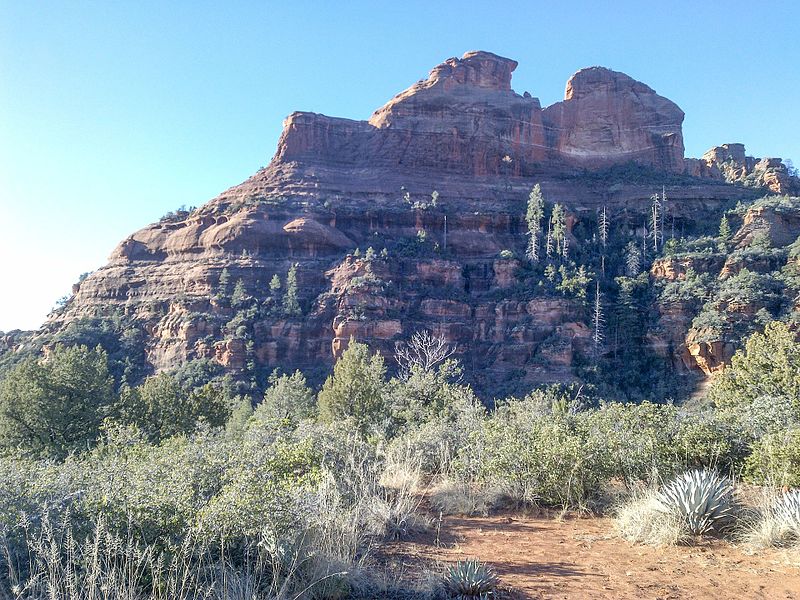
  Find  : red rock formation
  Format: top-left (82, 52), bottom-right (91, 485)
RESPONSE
top-left (274, 52), bottom-right (688, 181)
top-left (688, 143), bottom-right (800, 194)
top-left (43, 50), bottom-right (783, 396)
top-left (542, 67), bottom-right (685, 172)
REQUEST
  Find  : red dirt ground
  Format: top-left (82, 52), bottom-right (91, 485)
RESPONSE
top-left (382, 513), bottom-right (800, 599)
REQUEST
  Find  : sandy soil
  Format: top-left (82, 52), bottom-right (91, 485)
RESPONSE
top-left (380, 512), bottom-right (800, 599)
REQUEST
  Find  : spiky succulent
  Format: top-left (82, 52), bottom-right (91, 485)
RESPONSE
top-left (656, 469), bottom-right (735, 535)
top-left (443, 559), bottom-right (500, 599)
top-left (772, 489), bottom-right (800, 533)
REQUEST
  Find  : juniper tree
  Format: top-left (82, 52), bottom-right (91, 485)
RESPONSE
top-left (525, 184), bottom-right (546, 262)
top-left (318, 340), bottom-right (387, 435)
top-left (0, 345), bottom-right (115, 458)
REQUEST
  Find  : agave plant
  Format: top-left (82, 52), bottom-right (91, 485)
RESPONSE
top-left (443, 559), bottom-right (500, 599)
top-left (656, 469), bottom-right (735, 535)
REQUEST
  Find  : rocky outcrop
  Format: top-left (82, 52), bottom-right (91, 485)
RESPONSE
top-left (542, 67), bottom-right (685, 172)
top-left (685, 143), bottom-right (800, 194)
top-left (732, 201), bottom-right (800, 248)
top-left (275, 52), bottom-right (687, 181)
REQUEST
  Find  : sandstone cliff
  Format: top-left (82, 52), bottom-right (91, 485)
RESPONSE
top-left (39, 51), bottom-right (797, 398)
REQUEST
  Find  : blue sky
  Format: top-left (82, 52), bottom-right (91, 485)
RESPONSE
top-left (1, 0), bottom-right (798, 330)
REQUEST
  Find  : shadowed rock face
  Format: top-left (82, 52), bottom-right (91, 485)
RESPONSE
top-left (44, 51), bottom-right (788, 395)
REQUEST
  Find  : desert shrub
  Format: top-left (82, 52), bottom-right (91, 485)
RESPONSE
top-left (579, 402), bottom-right (680, 486)
top-left (728, 393), bottom-right (797, 441)
top-left (199, 436), bottom-right (321, 543)
top-left (744, 428), bottom-right (800, 487)
top-left (387, 361), bottom-right (472, 434)
top-left (475, 400), bottom-right (604, 508)
top-left (385, 390), bottom-right (486, 477)
top-left (79, 426), bottom-right (231, 546)
top-left (674, 412), bottom-right (738, 470)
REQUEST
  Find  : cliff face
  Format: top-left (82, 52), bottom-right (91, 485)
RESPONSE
top-left (542, 67), bottom-right (685, 172)
top-left (42, 51), bottom-right (797, 397)
top-left (274, 52), bottom-right (685, 180)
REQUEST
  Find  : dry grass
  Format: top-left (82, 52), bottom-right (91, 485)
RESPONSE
top-left (742, 488), bottom-right (800, 550)
top-left (615, 492), bottom-right (692, 546)
top-left (428, 479), bottom-right (490, 517)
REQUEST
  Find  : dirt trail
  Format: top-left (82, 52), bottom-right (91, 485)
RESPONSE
top-left (385, 513), bottom-right (800, 599)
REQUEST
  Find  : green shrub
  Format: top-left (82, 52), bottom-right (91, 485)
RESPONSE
top-left (0, 345), bottom-right (116, 458)
top-left (745, 429), bottom-right (800, 487)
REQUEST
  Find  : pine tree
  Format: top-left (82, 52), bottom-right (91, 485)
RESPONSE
top-left (625, 241), bottom-right (641, 276)
top-left (562, 235), bottom-right (570, 260)
top-left (283, 263), bottom-right (301, 316)
top-left (525, 184), bottom-right (545, 262)
top-left (217, 268), bottom-right (230, 299)
top-left (718, 214), bottom-right (732, 250)
top-left (551, 203), bottom-right (566, 256)
top-left (599, 205), bottom-right (609, 248)
top-left (545, 218), bottom-right (554, 258)
top-left (269, 274), bottom-right (281, 294)
top-left (544, 263), bottom-right (557, 282)
top-left (592, 281), bottom-right (604, 358)
top-left (231, 279), bottom-right (248, 308)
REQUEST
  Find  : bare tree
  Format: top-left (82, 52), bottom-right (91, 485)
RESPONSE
top-left (394, 330), bottom-right (457, 379)
top-left (650, 190), bottom-right (666, 253)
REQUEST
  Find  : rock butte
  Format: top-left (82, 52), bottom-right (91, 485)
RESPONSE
top-left (46, 51), bottom-right (799, 395)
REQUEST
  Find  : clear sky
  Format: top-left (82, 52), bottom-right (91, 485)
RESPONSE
top-left (1, 0), bottom-right (798, 331)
